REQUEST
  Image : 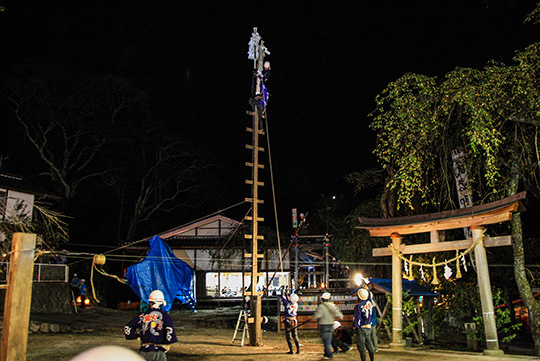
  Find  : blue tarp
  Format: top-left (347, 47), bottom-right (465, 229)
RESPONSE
top-left (126, 235), bottom-right (196, 311)
top-left (352, 278), bottom-right (439, 297)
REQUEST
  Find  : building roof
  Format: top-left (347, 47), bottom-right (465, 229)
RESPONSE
top-left (158, 215), bottom-right (243, 248)
top-left (0, 173), bottom-right (61, 200)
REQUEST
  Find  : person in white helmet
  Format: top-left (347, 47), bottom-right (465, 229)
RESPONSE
top-left (353, 287), bottom-right (375, 361)
top-left (280, 291), bottom-right (300, 354)
top-left (332, 321), bottom-right (352, 353)
top-left (70, 273), bottom-right (81, 299)
top-left (124, 290), bottom-right (178, 361)
top-left (312, 292), bottom-right (343, 359)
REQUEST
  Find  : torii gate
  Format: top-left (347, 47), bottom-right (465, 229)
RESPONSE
top-left (357, 191), bottom-right (526, 357)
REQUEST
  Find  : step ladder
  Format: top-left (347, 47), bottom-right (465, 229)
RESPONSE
top-left (231, 309), bottom-right (250, 347)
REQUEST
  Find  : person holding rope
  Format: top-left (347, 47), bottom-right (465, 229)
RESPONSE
top-left (124, 290), bottom-right (177, 361)
top-left (312, 292), bottom-right (343, 359)
top-left (280, 291), bottom-right (301, 354)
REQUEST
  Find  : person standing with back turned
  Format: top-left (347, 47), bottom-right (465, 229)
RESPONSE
top-left (354, 288), bottom-right (375, 361)
top-left (124, 290), bottom-right (178, 361)
top-left (312, 292), bottom-right (343, 359)
top-left (281, 292), bottom-right (301, 354)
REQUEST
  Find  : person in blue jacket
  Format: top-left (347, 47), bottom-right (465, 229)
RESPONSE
top-left (370, 296), bottom-right (379, 352)
top-left (124, 290), bottom-right (178, 361)
top-left (353, 288), bottom-right (375, 361)
top-left (79, 279), bottom-right (88, 309)
top-left (281, 292), bottom-right (301, 354)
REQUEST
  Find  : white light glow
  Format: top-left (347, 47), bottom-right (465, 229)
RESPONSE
top-left (355, 273), bottom-right (370, 286)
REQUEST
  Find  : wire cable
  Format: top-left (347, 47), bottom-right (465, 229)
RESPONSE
top-left (220, 206), bottom-right (252, 250)
top-left (68, 200), bottom-right (248, 266)
top-left (264, 113), bottom-right (284, 274)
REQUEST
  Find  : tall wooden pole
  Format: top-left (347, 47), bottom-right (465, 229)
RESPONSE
top-left (390, 233), bottom-right (405, 348)
top-left (245, 107), bottom-right (264, 346)
top-left (471, 226), bottom-right (504, 356)
top-left (1, 233), bottom-right (36, 361)
top-left (245, 27), bottom-right (268, 346)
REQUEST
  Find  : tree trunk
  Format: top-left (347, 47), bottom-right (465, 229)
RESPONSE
top-left (508, 152), bottom-right (540, 355)
top-left (511, 214), bottom-right (540, 355)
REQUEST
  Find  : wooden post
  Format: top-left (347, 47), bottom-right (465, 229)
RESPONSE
top-left (324, 242), bottom-right (329, 287)
top-left (471, 226), bottom-right (504, 356)
top-left (246, 91), bottom-right (264, 347)
top-left (390, 233), bottom-right (406, 348)
top-left (1, 233), bottom-right (36, 361)
top-left (245, 27), bottom-right (268, 347)
top-left (416, 305), bottom-right (424, 345)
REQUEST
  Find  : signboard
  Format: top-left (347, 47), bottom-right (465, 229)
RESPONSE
top-left (452, 150), bottom-right (473, 238)
top-left (280, 295), bottom-right (357, 313)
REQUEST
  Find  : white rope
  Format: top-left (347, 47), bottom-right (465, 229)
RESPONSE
top-left (264, 115), bottom-right (283, 274)
top-left (389, 229), bottom-right (485, 268)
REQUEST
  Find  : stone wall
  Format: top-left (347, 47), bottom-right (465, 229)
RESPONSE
top-left (0, 282), bottom-right (73, 314)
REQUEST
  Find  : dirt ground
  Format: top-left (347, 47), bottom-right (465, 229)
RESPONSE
top-left (15, 307), bottom-right (539, 361)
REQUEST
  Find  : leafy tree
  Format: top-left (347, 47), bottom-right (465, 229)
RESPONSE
top-left (525, 1), bottom-right (540, 24)
top-left (473, 288), bottom-right (521, 345)
top-left (369, 43), bottom-right (540, 354)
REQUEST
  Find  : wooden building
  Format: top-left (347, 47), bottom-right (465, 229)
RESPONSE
top-left (156, 215), bottom-right (290, 304)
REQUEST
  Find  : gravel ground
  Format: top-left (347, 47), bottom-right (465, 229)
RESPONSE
top-left (10, 307), bottom-right (538, 361)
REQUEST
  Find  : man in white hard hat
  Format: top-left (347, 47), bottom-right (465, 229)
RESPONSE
top-left (312, 292), bottom-right (343, 359)
top-left (353, 288), bottom-right (375, 361)
top-left (124, 290), bottom-right (178, 361)
top-left (280, 291), bottom-right (301, 354)
top-left (70, 273), bottom-right (81, 299)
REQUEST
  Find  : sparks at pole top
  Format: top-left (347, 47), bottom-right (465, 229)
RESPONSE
top-left (248, 27), bottom-right (271, 116)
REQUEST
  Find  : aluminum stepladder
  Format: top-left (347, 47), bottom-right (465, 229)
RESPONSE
top-left (231, 309), bottom-right (250, 346)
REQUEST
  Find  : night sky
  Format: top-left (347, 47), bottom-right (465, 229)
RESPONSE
top-left (1, 1), bottom-right (539, 240)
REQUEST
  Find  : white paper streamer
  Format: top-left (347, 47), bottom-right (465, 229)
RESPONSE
top-left (444, 260), bottom-right (452, 280)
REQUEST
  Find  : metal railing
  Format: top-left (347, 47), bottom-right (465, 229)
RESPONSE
top-left (0, 262), bottom-right (68, 283)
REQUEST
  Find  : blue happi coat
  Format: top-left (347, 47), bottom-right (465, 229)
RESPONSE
top-left (124, 308), bottom-right (178, 353)
top-left (353, 297), bottom-right (374, 328)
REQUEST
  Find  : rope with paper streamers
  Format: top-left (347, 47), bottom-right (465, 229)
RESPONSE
top-left (90, 254), bottom-right (127, 302)
top-left (393, 229), bottom-right (485, 284)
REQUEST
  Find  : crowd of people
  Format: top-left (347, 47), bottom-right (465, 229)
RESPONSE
top-left (329, 257), bottom-right (350, 287)
top-left (277, 284), bottom-right (378, 360)
top-left (69, 274), bottom-right (380, 361)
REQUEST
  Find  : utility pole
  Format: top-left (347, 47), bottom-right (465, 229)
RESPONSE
top-left (245, 27), bottom-right (270, 347)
